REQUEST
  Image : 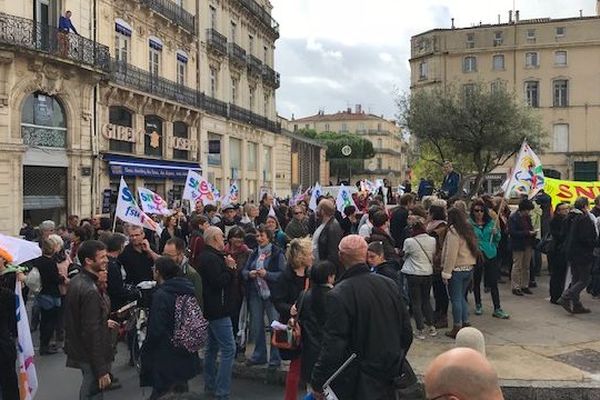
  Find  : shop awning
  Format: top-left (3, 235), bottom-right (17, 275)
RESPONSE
top-left (102, 153), bottom-right (201, 180)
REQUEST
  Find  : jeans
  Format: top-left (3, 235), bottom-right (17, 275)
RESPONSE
top-left (448, 270), bottom-right (473, 326)
top-left (204, 317), bottom-right (236, 400)
top-left (248, 293), bottom-right (281, 366)
top-left (432, 273), bottom-right (449, 321)
top-left (40, 306), bottom-right (59, 349)
top-left (562, 258), bottom-right (593, 305)
top-left (406, 275), bottom-right (434, 330)
top-left (79, 363), bottom-right (103, 400)
top-left (473, 257), bottom-right (501, 310)
top-left (511, 248), bottom-right (533, 289)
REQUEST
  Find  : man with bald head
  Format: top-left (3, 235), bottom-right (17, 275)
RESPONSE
top-left (314, 198), bottom-right (344, 276)
top-left (424, 348), bottom-right (504, 400)
top-left (310, 235), bottom-right (413, 400)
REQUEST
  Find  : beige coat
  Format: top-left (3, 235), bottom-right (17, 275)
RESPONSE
top-left (441, 226), bottom-right (478, 280)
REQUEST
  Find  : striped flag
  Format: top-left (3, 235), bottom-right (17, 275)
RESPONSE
top-left (15, 281), bottom-right (38, 399)
top-left (504, 141), bottom-right (545, 199)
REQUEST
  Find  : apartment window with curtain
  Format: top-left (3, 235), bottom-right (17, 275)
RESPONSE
top-left (419, 61), bottom-right (428, 80)
top-left (556, 27), bottom-right (566, 37)
top-left (526, 29), bottom-right (536, 43)
top-left (492, 54), bottom-right (505, 70)
top-left (263, 146), bottom-right (272, 182)
top-left (463, 56), bottom-right (477, 72)
top-left (466, 33), bottom-right (475, 48)
top-left (525, 81), bottom-right (539, 108)
top-left (247, 142), bottom-right (257, 170)
top-left (553, 80), bottom-right (569, 107)
top-left (552, 124), bottom-right (569, 152)
top-left (208, 133), bottom-right (222, 165)
top-left (525, 52), bottom-right (539, 67)
top-left (493, 31), bottom-right (503, 46)
top-left (148, 38), bottom-right (162, 76)
top-left (555, 51), bottom-right (567, 66)
top-left (115, 33), bottom-right (129, 63)
top-left (229, 138), bottom-right (241, 178)
top-left (176, 51), bottom-right (188, 86)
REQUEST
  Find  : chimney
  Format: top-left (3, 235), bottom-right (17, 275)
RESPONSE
top-left (347, 107), bottom-right (352, 114)
top-left (355, 104), bottom-right (362, 114)
top-left (451, 18), bottom-right (455, 29)
top-left (515, 10), bottom-right (520, 22)
top-left (291, 113), bottom-right (295, 121)
top-left (509, 10), bottom-right (513, 23)
top-left (580, 9), bottom-right (583, 18)
top-left (498, 14), bottom-right (501, 24)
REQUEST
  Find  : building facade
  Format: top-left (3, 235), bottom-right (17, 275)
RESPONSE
top-left (292, 106), bottom-right (408, 186)
top-left (410, 6), bottom-right (600, 182)
top-left (0, 0), bottom-right (285, 234)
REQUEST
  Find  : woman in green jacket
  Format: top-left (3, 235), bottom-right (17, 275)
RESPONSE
top-left (469, 199), bottom-right (510, 319)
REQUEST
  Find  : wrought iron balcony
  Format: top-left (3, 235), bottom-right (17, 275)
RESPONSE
top-left (247, 54), bottom-right (262, 76)
top-left (0, 12), bottom-right (110, 72)
top-left (228, 42), bottom-right (246, 67)
top-left (201, 93), bottom-right (228, 118)
top-left (140, 0), bottom-right (195, 34)
top-left (239, 0), bottom-right (280, 38)
top-left (261, 64), bottom-right (280, 88)
top-left (110, 60), bottom-right (200, 108)
top-left (206, 29), bottom-right (227, 55)
top-left (229, 103), bottom-right (280, 133)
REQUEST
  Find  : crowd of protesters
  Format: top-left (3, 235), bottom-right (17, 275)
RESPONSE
top-left (3, 162), bottom-right (600, 400)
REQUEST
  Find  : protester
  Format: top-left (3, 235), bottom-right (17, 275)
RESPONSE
top-left (285, 205), bottom-right (309, 239)
top-left (548, 202), bottom-right (570, 304)
top-left (217, 204), bottom-right (241, 239)
top-left (118, 225), bottom-right (159, 285)
top-left (312, 199), bottom-right (344, 275)
top-left (140, 256), bottom-right (200, 399)
top-left (163, 238), bottom-right (203, 308)
top-left (64, 240), bottom-right (113, 399)
top-left (508, 199), bottom-right (537, 296)
top-left (424, 348), bottom-right (504, 400)
top-left (257, 193), bottom-right (275, 225)
top-left (558, 197), bottom-right (598, 314)
top-left (273, 237), bottom-right (312, 400)
top-left (310, 235), bottom-right (413, 400)
top-left (339, 205), bottom-right (358, 236)
top-left (101, 233), bottom-right (135, 315)
top-left (426, 201), bottom-right (450, 329)
top-left (368, 209), bottom-right (399, 266)
top-left (198, 227), bottom-right (237, 399)
top-left (367, 241), bottom-right (400, 287)
top-left (440, 161), bottom-right (461, 199)
top-left (469, 200), bottom-right (509, 319)
top-left (402, 217), bottom-right (437, 339)
top-left (241, 225), bottom-right (285, 367)
top-left (297, 261), bottom-right (336, 385)
top-left (159, 214), bottom-right (186, 254)
top-left (188, 215), bottom-right (210, 270)
top-left (390, 193), bottom-right (415, 250)
top-left (49, 233), bottom-right (71, 347)
top-left (205, 204), bottom-right (221, 226)
top-left (442, 208), bottom-right (479, 339)
top-left (266, 215), bottom-right (289, 250)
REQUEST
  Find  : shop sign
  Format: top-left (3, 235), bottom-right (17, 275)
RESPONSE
top-left (173, 137), bottom-right (194, 151)
top-left (102, 123), bottom-right (137, 143)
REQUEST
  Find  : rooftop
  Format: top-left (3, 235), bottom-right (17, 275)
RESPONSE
top-left (293, 108), bottom-right (395, 123)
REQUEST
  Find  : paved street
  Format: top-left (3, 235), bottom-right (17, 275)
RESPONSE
top-left (35, 343), bottom-right (286, 400)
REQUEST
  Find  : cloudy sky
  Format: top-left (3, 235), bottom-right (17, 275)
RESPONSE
top-left (271, 0), bottom-right (594, 120)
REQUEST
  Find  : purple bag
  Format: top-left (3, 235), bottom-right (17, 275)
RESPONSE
top-left (171, 294), bottom-right (208, 352)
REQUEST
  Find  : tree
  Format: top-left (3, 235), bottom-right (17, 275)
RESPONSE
top-left (296, 129), bottom-right (375, 181)
top-left (398, 82), bottom-right (545, 196)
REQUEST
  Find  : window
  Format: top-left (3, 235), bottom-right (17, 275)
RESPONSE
top-left (377, 138), bottom-right (383, 148)
top-left (21, 92), bottom-right (67, 148)
top-left (377, 158), bottom-right (383, 170)
top-left (553, 80), bottom-right (569, 107)
top-left (249, 86), bottom-right (255, 111)
top-left (263, 146), bottom-right (272, 182)
top-left (149, 48), bottom-right (161, 76)
top-left (263, 46), bottom-right (268, 64)
top-left (208, 133), bottom-right (221, 165)
top-left (463, 56), bottom-right (477, 72)
top-left (527, 29), bottom-right (536, 43)
top-left (341, 123), bottom-right (348, 132)
top-left (108, 106), bottom-right (133, 153)
top-left (574, 161), bottom-right (598, 182)
top-left (173, 121), bottom-right (188, 160)
top-left (324, 123), bottom-right (330, 131)
top-left (494, 31), bottom-right (503, 46)
top-left (115, 33), bottom-right (129, 63)
top-left (209, 5), bottom-right (217, 30)
top-left (263, 93), bottom-right (269, 116)
top-left (556, 27), bottom-right (566, 37)
top-left (144, 115), bottom-right (163, 157)
top-left (463, 83), bottom-right (475, 100)
top-left (229, 137), bottom-right (241, 171)
top-left (248, 34), bottom-right (254, 55)
top-left (525, 81), bottom-right (539, 108)
top-left (490, 80), bottom-right (504, 94)
top-left (247, 142), bottom-right (257, 171)
top-left (525, 52), bottom-right (539, 67)
top-left (419, 61), bottom-right (428, 80)
top-left (177, 58), bottom-right (186, 86)
top-left (555, 51), bottom-right (567, 66)
top-left (231, 78), bottom-right (238, 104)
top-left (209, 66), bottom-right (217, 97)
top-left (493, 54), bottom-right (505, 70)
top-left (466, 33), bottom-right (475, 49)
top-left (230, 21), bottom-right (237, 43)
top-left (552, 124), bottom-right (569, 152)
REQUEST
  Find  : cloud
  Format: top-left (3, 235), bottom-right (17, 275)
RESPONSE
top-left (271, 0), bottom-right (595, 119)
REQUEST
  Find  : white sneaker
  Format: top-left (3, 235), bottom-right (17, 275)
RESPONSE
top-left (414, 329), bottom-right (426, 340)
top-left (428, 325), bottom-right (438, 337)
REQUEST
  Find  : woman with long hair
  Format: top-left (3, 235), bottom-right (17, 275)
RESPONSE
top-left (266, 215), bottom-right (290, 250)
top-left (159, 214), bottom-right (185, 253)
top-left (469, 200), bottom-right (509, 319)
top-left (442, 208), bottom-right (480, 338)
top-left (273, 237), bottom-right (313, 400)
top-left (426, 202), bottom-right (449, 328)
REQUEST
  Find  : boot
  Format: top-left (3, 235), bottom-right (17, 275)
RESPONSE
top-left (445, 326), bottom-right (461, 339)
top-left (572, 303), bottom-right (591, 314)
top-left (434, 314), bottom-right (448, 329)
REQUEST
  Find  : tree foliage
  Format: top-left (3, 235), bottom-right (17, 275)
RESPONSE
top-left (296, 128), bottom-right (375, 180)
top-left (398, 82), bottom-right (545, 196)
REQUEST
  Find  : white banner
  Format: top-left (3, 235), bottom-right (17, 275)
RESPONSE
top-left (222, 182), bottom-right (240, 205)
top-left (137, 187), bottom-right (172, 216)
top-left (182, 170), bottom-right (217, 204)
top-left (115, 177), bottom-right (162, 234)
top-left (336, 184), bottom-right (357, 216)
top-left (309, 183), bottom-right (322, 211)
top-left (16, 281), bottom-right (38, 400)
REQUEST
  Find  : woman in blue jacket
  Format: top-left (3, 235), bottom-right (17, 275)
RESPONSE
top-left (469, 199), bottom-right (509, 319)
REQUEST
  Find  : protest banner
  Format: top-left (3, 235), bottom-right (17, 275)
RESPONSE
top-left (16, 281), bottom-right (38, 400)
top-left (309, 183), bottom-right (322, 211)
top-left (182, 170), bottom-right (217, 204)
top-left (138, 187), bottom-right (172, 216)
top-left (336, 184), bottom-right (357, 216)
top-left (544, 177), bottom-right (600, 208)
top-left (115, 177), bottom-right (162, 234)
top-left (504, 141), bottom-right (545, 200)
top-left (222, 182), bottom-right (240, 205)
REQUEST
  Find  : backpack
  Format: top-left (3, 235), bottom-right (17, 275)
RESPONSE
top-left (171, 294), bottom-right (208, 353)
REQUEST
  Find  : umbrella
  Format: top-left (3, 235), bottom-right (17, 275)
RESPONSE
top-left (0, 233), bottom-right (42, 265)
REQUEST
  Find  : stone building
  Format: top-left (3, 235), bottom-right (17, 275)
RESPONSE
top-left (410, 4), bottom-right (600, 186)
top-left (0, 0), bottom-right (286, 234)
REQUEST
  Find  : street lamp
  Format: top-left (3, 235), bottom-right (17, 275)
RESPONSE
top-left (341, 145), bottom-right (352, 184)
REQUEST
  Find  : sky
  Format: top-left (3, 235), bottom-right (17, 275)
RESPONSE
top-left (271, 0), bottom-right (595, 120)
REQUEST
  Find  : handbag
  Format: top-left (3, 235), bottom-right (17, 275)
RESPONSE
top-left (271, 277), bottom-right (309, 351)
top-left (537, 232), bottom-right (554, 254)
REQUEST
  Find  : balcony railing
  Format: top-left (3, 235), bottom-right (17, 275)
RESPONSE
top-left (247, 54), bottom-right (262, 76)
top-left (140, 0), bottom-right (195, 33)
top-left (239, 0), bottom-right (280, 38)
top-left (109, 60), bottom-right (279, 133)
top-left (206, 29), bottom-right (227, 55)
top-left (0, 12), bottom-right (110, 72)
top-left (228, 42), bottom-right (246, 67)
top-left (261, 64), bottom-right (280, 88)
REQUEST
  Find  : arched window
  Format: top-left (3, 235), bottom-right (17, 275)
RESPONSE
top-left (173, 121), bottom-right (188, 160)
top-left (145, 115), bottom-right (163, 157)
top-left (21, 92), bottom-right (67, 148)
top-left (109, 106), bottom-right (134, 153)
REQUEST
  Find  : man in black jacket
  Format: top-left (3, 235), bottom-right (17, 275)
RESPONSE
top-left (311, 235), bottom-right (413, 400)
top-left (102, 233), bottom-right (134, 313)
top-left (558, 197), bottom-right (598, 314)
top-left (198, 227), bottom-right (237, 399)
top-left (315, 199), bottom-right (344, 276)
top-left (64, 240), bottom-right (114, 399)
top-left (390, 193), bottom-right (415, 250)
